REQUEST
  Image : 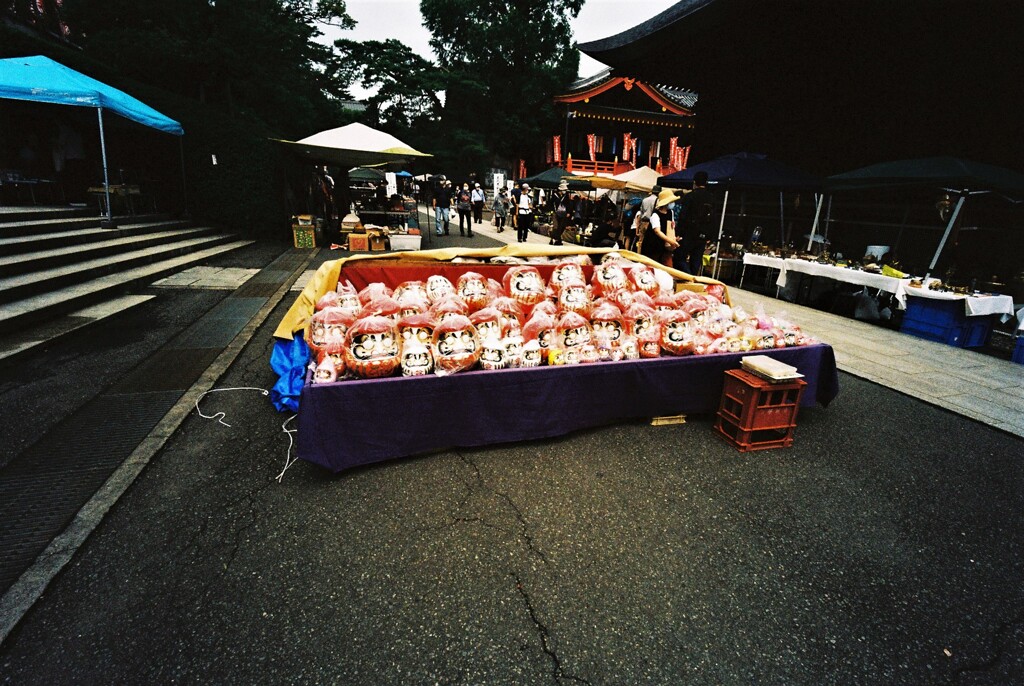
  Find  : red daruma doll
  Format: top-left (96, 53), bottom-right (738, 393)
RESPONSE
top-left (658, 309), bottom-right (696, 356)
top-left (343, 316), bottom-right (401, 378)
top-left (503, 265), bottom-right (546, 307)
top-left (432, 314), bottom-right (481, 374)
top-left (456, 271), bottom-right (490, 312)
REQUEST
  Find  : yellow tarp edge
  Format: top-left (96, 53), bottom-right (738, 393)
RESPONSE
top-left (273, 245), bottom-right (729, 340)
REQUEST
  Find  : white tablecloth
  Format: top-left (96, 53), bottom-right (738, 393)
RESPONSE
top-left (741, 254), bottom-right (788, 287)
top-left (904, 288), bottom-right (1016, 319)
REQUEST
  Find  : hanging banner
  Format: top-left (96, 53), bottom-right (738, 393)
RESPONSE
top-left (668, 137), bottom-right (678, 168)
top-left (553, 135), bottom-right (561, 164)
top-left (587, 133), bottom-right (596, 162)
top-left (681, 146), bottom-right (691, 170)
top-left (623, 133), bottom-right (632, 164)
top-left (518, 159), bottom-right (527, 180)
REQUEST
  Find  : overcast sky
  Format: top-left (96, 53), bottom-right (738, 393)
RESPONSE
top-left (320, 0), bottom-right (679, 99)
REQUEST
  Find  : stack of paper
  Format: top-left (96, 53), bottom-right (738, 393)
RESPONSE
top-left (740, 355), bottom-right (804, 382)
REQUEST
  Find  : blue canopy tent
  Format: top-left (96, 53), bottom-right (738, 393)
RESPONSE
top-left (661, 153), bottom-right (824, 275)
top-left (0, 55), bottom-right (185, 226)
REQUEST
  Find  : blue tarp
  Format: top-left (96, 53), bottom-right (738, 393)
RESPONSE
top-left (269, 333), bottom-right (310, 413)
top-left (0, 55), bottom-right (183, 136)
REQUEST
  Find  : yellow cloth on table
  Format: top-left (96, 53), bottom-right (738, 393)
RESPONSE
top-left (881, 264), bottom-right (906, 279)
top-left (273, 245), bottom-right (729, 340)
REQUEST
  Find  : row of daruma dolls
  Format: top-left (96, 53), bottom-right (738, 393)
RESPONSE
top-left (306, 256), bottom-right (818, 382)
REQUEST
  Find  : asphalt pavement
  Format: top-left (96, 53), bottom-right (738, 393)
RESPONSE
top-left (1, 239), bottom-right (1023, 685)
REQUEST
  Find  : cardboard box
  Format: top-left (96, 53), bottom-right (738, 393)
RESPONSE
top-left (369, 235), bottom-right (388, 251)
top-left (292, 225), bottom-right (316, 248)
top-left (348, 233), bottom-right (369, 251)
top-left (389, 234), bottom-right (421, 251)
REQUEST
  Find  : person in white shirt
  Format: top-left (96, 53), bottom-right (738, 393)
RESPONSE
top-left (470, 182), bottom-right (486, 224)
top-left (516, 183), bottom-right (534, 243)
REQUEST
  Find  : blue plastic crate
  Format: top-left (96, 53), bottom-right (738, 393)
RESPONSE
top-left (1013, 336), bottom-right (1024, 364)
top-left (901, 296), bottom-right (993, 348)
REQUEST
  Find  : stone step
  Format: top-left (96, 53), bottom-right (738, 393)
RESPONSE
top-left (0, 219), bottom-right (191, 256)
top-left (0, 294), bottom-right (155, 365)
top-left (0, 240), bottom-right (254, 333)
top-left (0, 225), bottom-right (214, 276)
top-left (0, 206), bottom-right (96, 224)
top-left (0, 213), bottom-right (168, 238)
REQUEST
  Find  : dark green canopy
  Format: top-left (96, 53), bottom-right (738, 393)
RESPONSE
top-left (827, 157), bottom-right (1024, 197)
top-left (517, 166), bottom-right (593, 191)
top-left (348, 167), bottom-right (387, 182)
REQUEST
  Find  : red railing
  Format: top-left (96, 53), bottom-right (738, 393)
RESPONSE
top-left (565, 158), bottom-right (682, 176)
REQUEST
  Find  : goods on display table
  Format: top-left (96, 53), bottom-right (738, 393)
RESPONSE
top-left (900, 282), bottom-right (1016, 348)
top-left (271, 246), bottom-right (840, 472)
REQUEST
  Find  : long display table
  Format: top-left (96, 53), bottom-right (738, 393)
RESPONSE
top-left (297, 344), bottom-right (839, 473)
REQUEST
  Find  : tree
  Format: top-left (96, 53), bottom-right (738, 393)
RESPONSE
top-left (420, 0), bottom-right (583, 174)
top-left (60, 0), bottom-right (356, 137)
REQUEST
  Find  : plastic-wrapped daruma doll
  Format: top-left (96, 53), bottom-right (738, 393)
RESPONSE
top-left (592, 261), bottom-right (630, 297)
top-left (318, 340), bottom-right (347, 377)
top-left (426, 274), bottom-right (456, 304)
top-left (522, 312), bottom-right (557, 359)
top-left (308, 307), bottom-right (355, 353)
top-left (456, 271), bottom-right (490, 312)
top-left (590, 301), bottom-right (625, 344)
top-left (393, 280), bottom-right (428, 303)
top-left (312, 355), bottom-right (337, 384)
top-left (503, 335), bottom-right (524, 368)
top-left (398, 312), bottom-right (436, 348)
top-left (357, 282), bottom-right (392, 306)
top-left (658, 309), bottom-right (696, 356)
top-left (432, 314), bottom-right (481, 374)
top-left (315, 290), bottom-right (339, 311)
top-left (619, 335), bottom-right (640, 360)
top-left (358, 294), bottom-right (402, 320)
top-left (431, 295), bottom-right (470, 322)
top-left (624, 302), bottom-right (656, 339)
top-left (470, 307), bottom-right (505, 342)
top-left (558, 278), bottom-right (593, 317)
top-left (521, 339), bottom-right (543, 367)
top-left (400, 340), bottom-right (434, 377)
top-left (550, 261), bottom-right (586, 294)
top-left (627, 264), bottom-right (660, 296)
top-left (479, 336), bottom-right (507, 371)
top-left (503, 265), bottom-right (546, 307)
top-left (343, 316), bottom-right (401, 378)
top-left (490, 296), bottom-right (525, 337)
top-left (638, 324), bottom-right (662, 358)
top-left (557, 311), bottom-right (593, 350)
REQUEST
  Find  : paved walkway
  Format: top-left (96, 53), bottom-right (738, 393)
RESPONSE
top-left (728, 287), bottom-right (1024, 438)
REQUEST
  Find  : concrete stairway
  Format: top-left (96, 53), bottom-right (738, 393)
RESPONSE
top-left (0, 207), bottom-right (253, 361)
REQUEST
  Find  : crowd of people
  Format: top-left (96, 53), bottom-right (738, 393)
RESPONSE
top-left (425, 172), bottom-right (718, 277)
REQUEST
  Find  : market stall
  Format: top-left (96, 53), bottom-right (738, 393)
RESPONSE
top-left (272, 245), bottom-right (839, 473)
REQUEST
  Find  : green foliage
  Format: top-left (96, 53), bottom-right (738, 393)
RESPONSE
top-left (420, 0), bottom-right (582, 171)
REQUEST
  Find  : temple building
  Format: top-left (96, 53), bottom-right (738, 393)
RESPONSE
top-left (547, 68), bottom-right (698, 176)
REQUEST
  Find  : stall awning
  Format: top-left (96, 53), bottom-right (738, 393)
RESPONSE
top-left (0, 55), bottom-right (183, 135)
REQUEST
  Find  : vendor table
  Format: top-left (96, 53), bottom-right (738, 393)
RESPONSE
top-left (900, 289), bottom-right (1016, 348)
top-left (740, 254), bottom-right (786, 293)
top-left (297, 344), bottom-right (839, 473)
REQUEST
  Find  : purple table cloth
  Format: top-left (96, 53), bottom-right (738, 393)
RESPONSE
top-left (297, 345), bottom-right (839, 473)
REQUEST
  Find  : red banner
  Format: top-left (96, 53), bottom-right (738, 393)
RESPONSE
top-left (553, 135), bottom-right (561, 164)
top-left (587, 133), bottom-right (596, 162)
top-left (668, 137), bottom-right (678, 168)
top-left (518, 159), bottom-right (527, 180)
top-left (623, 133), bottom-right (632, 164)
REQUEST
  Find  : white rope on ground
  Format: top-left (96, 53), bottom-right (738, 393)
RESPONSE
top-left (194, 386), bottom-right (270, 427)
top-left (276, 414), bottom-right (298, 483)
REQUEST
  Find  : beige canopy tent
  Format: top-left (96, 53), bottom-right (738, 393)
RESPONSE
top-left (275, 122), bottom-right (431, 167)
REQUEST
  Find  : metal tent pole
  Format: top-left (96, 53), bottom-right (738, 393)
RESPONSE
top-left (97, 108), bottom-right (114, 228)
top-left (712, 189), bottom-right (730, 280)
top-left (925, 193), bottom-right (966, 280)
top-left (806, 194), bottom-right (824, 252)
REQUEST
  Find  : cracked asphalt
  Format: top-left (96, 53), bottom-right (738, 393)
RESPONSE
top-left (1, 243), bottom-right (1023, 684)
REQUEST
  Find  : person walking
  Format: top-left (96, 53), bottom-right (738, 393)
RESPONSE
top-left (673, 171), bottom-right (715, 275)
top-left (492, 187), bottom-right (510, 233)
top-left (639, 188), bottom-right (680, 267)
top-left (456, 183), bottom-right (474, 237)
top-left (433, 179), bottom-right (453, 236)
top-left (516, 183), bottom-right (534, 243)
top-left (548, 180), bottom-right (570, 246)
top-left (471, 182), bottom-right (486, 224)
